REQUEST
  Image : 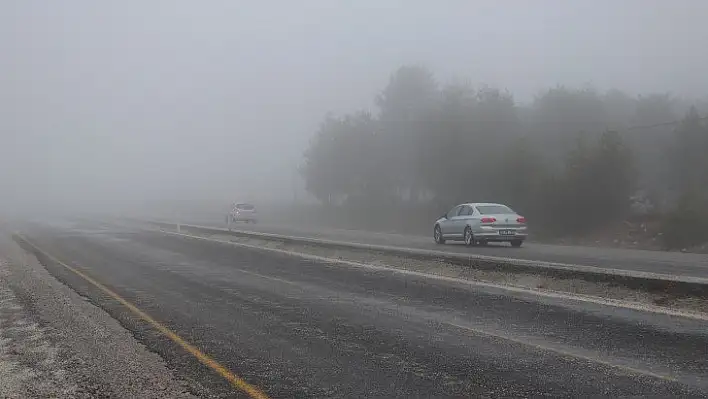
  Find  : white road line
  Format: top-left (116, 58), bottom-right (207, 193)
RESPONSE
top-left (154, 229), bottom-right (708, 322)
top-left (150, 221), bottom-right (708, 285)
top-left (235, 268), bottom-right (301, 287)
top-left (445, 322), bottom-right (680, 383)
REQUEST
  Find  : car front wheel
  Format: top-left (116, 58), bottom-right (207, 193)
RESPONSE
top-left (511, 240), bottom-right (523, 248)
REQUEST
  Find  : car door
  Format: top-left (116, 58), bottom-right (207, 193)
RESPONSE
top-left (454, 205), bottom-right (474, 235)
top-left (440, 205), bottom-right (463, 237)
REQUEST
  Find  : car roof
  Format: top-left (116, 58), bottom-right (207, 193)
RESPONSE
top-left (458, 202), bottom-right (507, 207)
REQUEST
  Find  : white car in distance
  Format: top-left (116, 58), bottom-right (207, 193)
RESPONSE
top-left (433, 203), bottom-right (527, 247)
top-left (226, 203), bottom-right (258, 229)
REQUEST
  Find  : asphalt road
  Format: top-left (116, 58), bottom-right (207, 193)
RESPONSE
top-left (17, 220), bottom-right (708, 398)
top-left (174, 216), bottom-right (708, 279)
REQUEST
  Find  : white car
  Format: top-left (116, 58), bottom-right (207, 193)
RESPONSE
top-left (226, 203), bottom-right (258, 228)
top-left (433, 202), bottom-right (527, 247)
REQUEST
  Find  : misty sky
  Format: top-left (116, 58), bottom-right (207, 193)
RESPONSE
top-left (2, 1), bottom-right (707, 211)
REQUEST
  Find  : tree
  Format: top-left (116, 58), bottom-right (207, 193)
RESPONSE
top-left (629, 94), bottom-right (678, 203)
top-left (602, 89), bottom-right (636, 129)
top-left (417, 82), bottom-right (476, 203)
top-left (376, 65), bottom-right (439, 202)
top-left (301, 114), bottom-right (346, 205)
top-left (472, 86), bottom-right (520, 145)
top-left (670, 107), bottom-right (708, 194)
top-left (301, 65), bottom-right (705, 244)
top-left (416, 83), bottom-right (520, 205)
top-left (592, 130), bottom-right (636, 219)
top-left (336, 112), bottom-right (384, 203)
top-left (492, 137), bottom-right (547, 215)
top-left (548, 131), bottom-right (635, 233)
top-left (529, 86), bottom-right (608, 164)
top-left (661, 108), bottom-right (708, 249)
top-left (301, 112), bottom-right (378, 205)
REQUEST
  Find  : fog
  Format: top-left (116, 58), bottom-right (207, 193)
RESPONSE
top-left (2, 1), bottom-right (708, 217)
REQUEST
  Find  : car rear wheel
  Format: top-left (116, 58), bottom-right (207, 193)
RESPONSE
top-left (434, 225), bottom-right (445, 244)
top-left (511, 240), bottom-right (523, 248)
top-left (464, 227), bottom-right (475, 246)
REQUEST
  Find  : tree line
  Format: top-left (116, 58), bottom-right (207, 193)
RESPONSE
top-left (301, 66), bottom-right (708, 248)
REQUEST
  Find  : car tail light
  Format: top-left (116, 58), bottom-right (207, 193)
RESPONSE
top-left (480, 217), bottom-right (496, 224)
top-left (517, 217), bottom-right (526, 224)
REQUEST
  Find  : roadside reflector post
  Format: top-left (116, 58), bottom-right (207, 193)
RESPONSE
top-left (177, 222), bottom-right (181, 233)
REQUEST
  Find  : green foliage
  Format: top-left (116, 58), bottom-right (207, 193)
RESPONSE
top-left (301, 65), bottom-right (708, 246)
top-left (301, 112), bottom-right (378, 204)
top-left (670, 107), bottom-right (708, 192)
top-left (661, 109), bottom-right (708, 249)
top-left (662, 191), bottom-right (708, 250)
top-left (490, 137), bottom-right (547, 216)
top-left (546, 131), bottom-right (635, 233)
top-left (376, 65), bottom-right (439, 200)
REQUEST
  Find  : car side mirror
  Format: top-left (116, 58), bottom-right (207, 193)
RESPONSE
top-left (441, 213), bottom-right (448, 219)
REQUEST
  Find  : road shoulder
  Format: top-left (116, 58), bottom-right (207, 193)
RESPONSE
top-left (0, 232), bottom-right (198, 399)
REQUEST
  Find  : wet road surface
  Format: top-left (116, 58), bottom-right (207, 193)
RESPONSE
top-left (16, 220), bottom-right (708, 398)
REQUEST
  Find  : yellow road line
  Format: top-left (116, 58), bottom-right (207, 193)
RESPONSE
top-left (15, 233), bottom-right (270, 399)
top-left (158, 230), bottom-right (686, 383)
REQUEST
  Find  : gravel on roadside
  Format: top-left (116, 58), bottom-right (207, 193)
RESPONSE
top-left (0, 258), bottom-right (81, 398)
top-left (0, 232), bottom-right (199, 399)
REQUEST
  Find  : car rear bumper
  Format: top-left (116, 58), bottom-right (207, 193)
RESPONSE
top-left (474, 227), bottom-right (527, 241)
top-left (232, 214), bottom-right (257, 222)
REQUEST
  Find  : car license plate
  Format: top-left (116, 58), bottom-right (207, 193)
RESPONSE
top-left (499, 230), bottom-right (515, 236)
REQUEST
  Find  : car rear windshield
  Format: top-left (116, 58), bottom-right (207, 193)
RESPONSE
top-left (236, 204), bottom-right (255, 210)
top-left (476, 205), bottom-right (513, 214)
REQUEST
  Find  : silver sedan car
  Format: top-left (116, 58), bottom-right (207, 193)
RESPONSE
top-left (226, 202), bottom-right (258, 229)
top-left (433, 203), bottom-right (527, 247)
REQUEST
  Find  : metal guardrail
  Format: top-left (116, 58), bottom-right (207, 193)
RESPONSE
top-left (141, 219), bottom-right (708, 299)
